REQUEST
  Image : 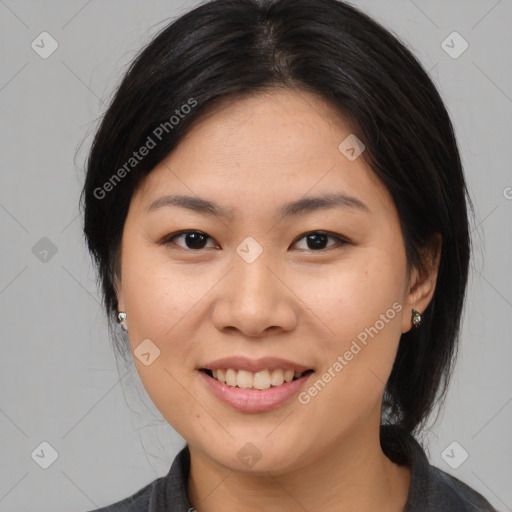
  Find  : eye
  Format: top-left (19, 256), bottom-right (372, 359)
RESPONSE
top-left (161, 230), bottom-right (218, 250)
top-left (160, 230), bottom-right (348, 252)
top-left (291, 231), bottom-right (348, 251)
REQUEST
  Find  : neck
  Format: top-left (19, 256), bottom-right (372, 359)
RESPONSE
top-left (187, 417), bottom-right (411, 512)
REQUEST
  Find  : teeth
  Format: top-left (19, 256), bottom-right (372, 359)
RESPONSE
top-left (226, 368), bottom-right (237, 387)
top-left (270, 369), bottom-right (284, 386)
top-left (237, 370), bottom-right (254, 389)
top-left (284, 369), bottom-right (295, 383)
top-left (209, 368), bottom-right (306, 389)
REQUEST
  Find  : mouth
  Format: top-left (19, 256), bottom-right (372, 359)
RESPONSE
top-left (199, 368), bottom-right (315, 390)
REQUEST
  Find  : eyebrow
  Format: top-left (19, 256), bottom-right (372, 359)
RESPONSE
top-left (147, 192), bottom-right (370, 220)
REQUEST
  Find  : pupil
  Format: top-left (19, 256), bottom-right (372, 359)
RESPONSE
top-left (307, 233), bottom-right (328, 250)
top-left (183, 232), bottom-right (328, 250)
top-left (186, 232), bottom-right (207, 249)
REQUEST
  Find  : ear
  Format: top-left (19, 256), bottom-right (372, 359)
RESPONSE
top-left (402, 233), bottom-right (442, 333)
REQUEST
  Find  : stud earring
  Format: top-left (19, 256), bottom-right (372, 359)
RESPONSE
top-left (411, 309), bottom-right (422, 327)
top-left (118, 311), bottom-right (128, 331)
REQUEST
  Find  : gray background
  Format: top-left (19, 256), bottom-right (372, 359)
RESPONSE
top-left (0, 0), bottom-right (511, 510)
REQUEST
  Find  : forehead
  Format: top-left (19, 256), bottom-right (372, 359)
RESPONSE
top-left (133, 89), bottom-right (393, 217)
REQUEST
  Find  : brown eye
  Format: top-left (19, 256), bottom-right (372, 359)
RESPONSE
top-left (292, 231), bottom-right (348, 251)
top-left (163, 230), bottom-right (217, 250)
top-left (161, 230), bottom-right (348, 252)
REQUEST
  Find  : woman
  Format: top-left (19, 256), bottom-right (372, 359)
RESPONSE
top-left (81, 0), bottom-right (498, 510)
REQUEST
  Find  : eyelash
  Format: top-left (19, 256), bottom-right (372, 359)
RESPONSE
top-left (160, 230), bottom-right (349, 252)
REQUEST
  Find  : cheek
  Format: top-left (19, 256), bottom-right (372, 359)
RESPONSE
top-left (120, 257), bottom-right (203, 434)
top-left (122, 242), bottom-right (209, 340)
top-left (132, 359), bottom-right (204, 447)
top-left (119, 244), bottom-right (205, 399)
top-left (294, 249), bottom-right (406, 414)
top-left (294, 247), bottom-right (407, 343)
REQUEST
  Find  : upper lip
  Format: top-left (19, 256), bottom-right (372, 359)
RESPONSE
top-left (200, 356), bottom-right (313, 373)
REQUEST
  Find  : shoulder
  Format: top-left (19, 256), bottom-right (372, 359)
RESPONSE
top-left (85, 445), bottom-right (192, 511)
top-left (422, 465), bottom-right (499, 512)
top-left (85, 476), bottom-right (164, 512)
top-left (380, 425), bottom-right (498, 512)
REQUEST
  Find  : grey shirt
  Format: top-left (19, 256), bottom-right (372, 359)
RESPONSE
top-left (89, 425), bottom-right (498, 511)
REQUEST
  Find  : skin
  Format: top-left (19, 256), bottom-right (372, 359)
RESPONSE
top-left (115, 89), bottom-right (441, 512)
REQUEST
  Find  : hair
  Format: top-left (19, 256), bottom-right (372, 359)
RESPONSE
top-left (80, 0), bottom-right (471, 435)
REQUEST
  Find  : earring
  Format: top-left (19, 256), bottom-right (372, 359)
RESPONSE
top-left (118, 311), bottom-right (128, 331)
top-left (411, 309), bottom-right (422, 327)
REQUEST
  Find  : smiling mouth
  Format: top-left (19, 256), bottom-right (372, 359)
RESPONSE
top-left (200, 368), bottom-right (315, 390)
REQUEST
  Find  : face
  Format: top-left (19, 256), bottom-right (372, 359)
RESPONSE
top-left (116, 89), bottom-right (433, 474)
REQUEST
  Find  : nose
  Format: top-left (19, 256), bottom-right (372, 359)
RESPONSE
top-left (210, 247), bottom-right (298, 338)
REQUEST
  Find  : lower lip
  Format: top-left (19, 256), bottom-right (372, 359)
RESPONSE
top-left (198, 370), bottom-right (314, 412)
